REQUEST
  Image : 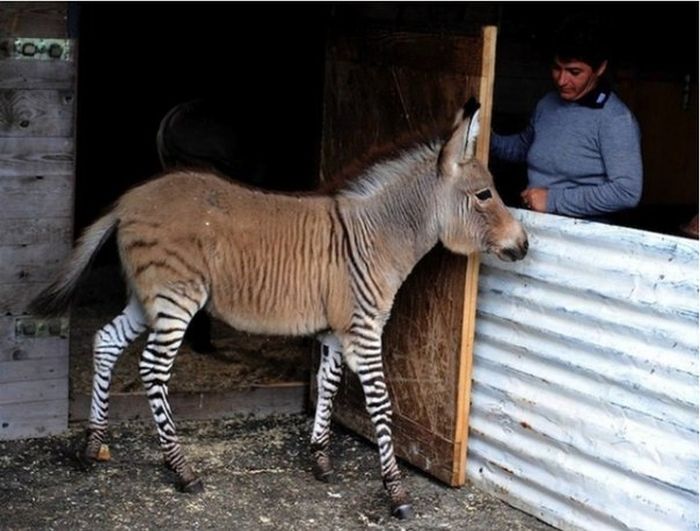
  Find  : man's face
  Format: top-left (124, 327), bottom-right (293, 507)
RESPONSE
top-left (551, 57), bottom-right (608, 102)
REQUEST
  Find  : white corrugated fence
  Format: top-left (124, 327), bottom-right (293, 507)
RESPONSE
top-left (468, 209), bottom-right (698, 531)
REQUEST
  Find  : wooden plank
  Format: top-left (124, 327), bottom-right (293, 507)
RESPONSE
top-left (0, 57), bottom-right (75, 89)
top-left (0, 138), bottom-right (74, 177)
top-left (0, 2), bottom-right (68, 38)
top-left (451, 25), bottom-right (497, 486)
top-left (0, 226), bottom-right (72, 285)
top-left (0, 174), bottom-right (74, 217)
top-left (0, 399), bottom-right (68, 440)
top-left (0, 89), bottom-right (75, 137)
top-left (0, 356), bottom-right (68, 384)
top-left (0, 315), bottom-right (69, 363)
top-left (69, 384), bottom-right (309, 422)
top-left (0, 377), bottom-right (67, 406)
top-left (0, 217), bottom-right (72, 246)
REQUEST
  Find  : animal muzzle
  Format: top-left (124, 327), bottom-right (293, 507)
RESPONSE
top-left (492, 223), bottom-right (529, 262)
top-left (496, 237), bottom-right (529, 261)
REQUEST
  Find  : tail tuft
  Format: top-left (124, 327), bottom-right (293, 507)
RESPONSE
top-left (27, 211), bottom-right (119, 317)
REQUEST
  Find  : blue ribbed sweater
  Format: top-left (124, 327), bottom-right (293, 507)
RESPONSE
top-left (491, 91), bottom-right (643, 218)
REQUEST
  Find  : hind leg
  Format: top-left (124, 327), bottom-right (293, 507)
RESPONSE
top-left (140, 291), bottom-right (204, 493)
top-left (310, 334), bottom-right (344, 481)
top-left (85, 295), bottom-right (147, 461)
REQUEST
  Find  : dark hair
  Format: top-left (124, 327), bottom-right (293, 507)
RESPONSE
top-left (552, 14), bottom-right (611, 69)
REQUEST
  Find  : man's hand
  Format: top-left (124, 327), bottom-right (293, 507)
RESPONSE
top-left (521, 188), bottom-right (548, 212)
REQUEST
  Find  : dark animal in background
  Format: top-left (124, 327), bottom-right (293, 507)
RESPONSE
top-left (29, 99), bottom-right (528, 519)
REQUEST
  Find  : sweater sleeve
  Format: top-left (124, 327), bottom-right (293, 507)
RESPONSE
top-left (490, 121), bottom-right (534, 163)
top-left (547, 111), bottom-right (643, 217)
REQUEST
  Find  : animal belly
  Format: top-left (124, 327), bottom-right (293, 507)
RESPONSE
top-left (210, 293), bottom-right (328, 337)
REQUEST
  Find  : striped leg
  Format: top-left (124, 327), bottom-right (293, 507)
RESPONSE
top-left (351, 330), bottom-right (412, 520)
top-left (310, 333), bottom-right (344, 481)
top-left (140, 291), bottom-right (203, 493)
top-left (85, 296), bottom-right (147, 461)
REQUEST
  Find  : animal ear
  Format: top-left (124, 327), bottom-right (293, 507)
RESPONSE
top-left (439, 98), bottom-right (481, 177)
top-left (464, 108), bottom-right (481, 160)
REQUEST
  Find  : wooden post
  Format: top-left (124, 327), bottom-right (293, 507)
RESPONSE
top-left (451, 25), bottom-right (498, 486)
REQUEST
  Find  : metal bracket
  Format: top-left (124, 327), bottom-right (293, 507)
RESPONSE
top-left (0, 38), bottom-right (73, 61)
top-left (15, 317), bottom-right (69, 338)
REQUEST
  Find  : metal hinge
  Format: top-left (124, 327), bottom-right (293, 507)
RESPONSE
top-left (0, 38), bottom-right (73, 61)
top-left (15, 317), bottom-right (69, 338)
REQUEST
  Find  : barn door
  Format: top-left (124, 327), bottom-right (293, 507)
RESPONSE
top-left (0, 3), bottom-right (77, 439)
top-left (315, 26), bottom-right (497, 486)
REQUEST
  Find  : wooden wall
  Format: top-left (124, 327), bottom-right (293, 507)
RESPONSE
top-left (315, 26), bottom-right (496, 486)
top-left (0, 3), bottom-right (75, 440)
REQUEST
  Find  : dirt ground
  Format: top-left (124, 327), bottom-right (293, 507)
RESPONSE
top-left (1, 265), bottom-right (553, 530)
top-left (0, 415), bottom-right (554, 531)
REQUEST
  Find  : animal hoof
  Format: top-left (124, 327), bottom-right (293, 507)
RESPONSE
top-left (180, 477), bottom-right (205, 494)
top-left (313, 465), bottom-right (333, 482)
top-left (392, 503), bottom-right (414, 520)
top-left (73, 449), bottom-right (97, 471)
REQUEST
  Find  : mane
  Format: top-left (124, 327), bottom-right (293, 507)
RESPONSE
top-left (338, 141), bottom-right (440, 200)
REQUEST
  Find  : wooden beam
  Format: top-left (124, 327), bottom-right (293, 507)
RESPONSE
top-left (451, 25), bottom-right (498, 487)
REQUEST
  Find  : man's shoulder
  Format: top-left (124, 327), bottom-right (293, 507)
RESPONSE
top-left (605, 92), bottom-right (636, 117)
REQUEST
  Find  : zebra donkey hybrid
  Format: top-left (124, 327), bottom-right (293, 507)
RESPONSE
top-left (29, 98), bottom-right (528, 519)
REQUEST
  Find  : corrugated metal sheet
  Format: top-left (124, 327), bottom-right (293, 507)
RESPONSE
top-left (468, 210), bottom-right (698, 531)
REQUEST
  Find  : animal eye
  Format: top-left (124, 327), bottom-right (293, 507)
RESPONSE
top-left (475, 189), bottom-right (492, 201)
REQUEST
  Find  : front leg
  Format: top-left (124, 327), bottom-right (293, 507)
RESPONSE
top-left (350, 330), bottom-right (413, 520)
top-left (310, 334), bottom-right (344, 481)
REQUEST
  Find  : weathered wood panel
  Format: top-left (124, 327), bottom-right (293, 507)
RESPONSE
top-left (0, 2), bottom-right (74, 440)
top-left (0, 138), bottom-right (74, 177)
top-left (0, 59), bottom-right (75, 90)
top-left (0, 89), bottom-right (75, 137)
top-left (0, 174), bottom-right (73, 217)
top-left (0, 378), bottom-right (67, 405)
top-left (0, 316), bottom-right (68, 363)
top-left (0, 217), bottom-right (72, 245)
top-left (0, 357), bottom-right (68, 384)
top-left (0, 2), bottom-right (68, 38)
top-left (0, 399), bottom-right (68, 439)
top-left (316, 27), bottom-right (496, 486)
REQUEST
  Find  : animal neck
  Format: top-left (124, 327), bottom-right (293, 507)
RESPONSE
top-left (339, 143), bottom-right (442, 284)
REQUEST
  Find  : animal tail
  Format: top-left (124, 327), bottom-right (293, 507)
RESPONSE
top-left (28, 210), bottom-right (119, 317)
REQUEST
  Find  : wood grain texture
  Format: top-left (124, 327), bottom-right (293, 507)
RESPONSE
top-left (0, 399), bottom-right (68, 440)
top-left (0, 356), bottom-right (68, 384)
top-left (316, 27), bottom-right (494, 486)
top-left (0, 2), bottom-right (68, 38)
top-left (0, 58), bottom-right (75, 90)
top-left (0, 89), bottom-right (75, 137)
top-left (0, 138), bottom-right (74, 177)
top-left (0, 174), bottom-right (74, 217)
top-left (0, 2), bottom-right (75, 441)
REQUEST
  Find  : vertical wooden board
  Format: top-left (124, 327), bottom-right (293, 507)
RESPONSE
top-left (315, 27), bottom-right (494, 486)
top-left (0, 2), bottom-right (76, 440)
